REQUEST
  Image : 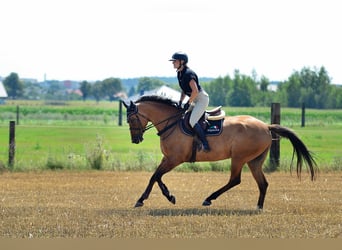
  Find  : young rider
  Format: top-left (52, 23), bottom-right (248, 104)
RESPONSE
top-left (169, 52), bottom-right (210, 152)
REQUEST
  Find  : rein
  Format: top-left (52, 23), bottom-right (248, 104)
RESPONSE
top-left (157, 119), bottom-right (179, 136)
top-left (141, 110), bottom-right (184, 136)
top-left (129, 106), bottom-right (184, 137)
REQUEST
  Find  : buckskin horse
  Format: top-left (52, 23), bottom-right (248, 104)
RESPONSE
top-left (123, 95), bottom-right (316, 209)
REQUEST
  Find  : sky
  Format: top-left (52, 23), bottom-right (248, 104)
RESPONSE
top-left (0, 0), bottom-right (341, 84)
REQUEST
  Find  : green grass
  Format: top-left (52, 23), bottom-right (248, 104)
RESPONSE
top-left (0, 100), bottom-right (342, 172)
top-left (2, 100), bottom-right (342, 127)
top-left (0, 100), bottom-right (120, 126)
top-left (284, 125), bottom-right (342, 170)
top-left (0, 123), bottom-right (341, 172)
top-left (0, 124), bottom-right (163, 171)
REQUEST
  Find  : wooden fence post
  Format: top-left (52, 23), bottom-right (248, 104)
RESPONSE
top-left (16, 105), bottom-right (20, 125)
top-left (269, 103), bottom-right (280, 171)
top-left (118, 100), bottom-right (123, 126)
top-left (9, 121), bottom-right (16, 167)
top-left (301, 102), bottom-right (305, 127)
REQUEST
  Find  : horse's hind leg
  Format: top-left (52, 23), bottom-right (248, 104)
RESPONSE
top-left (247, 150), bottom-right (269, 209)
top-left (135, 157), bottom-right (177, 207)
top-left (203, 159), bottom-right (244, 206)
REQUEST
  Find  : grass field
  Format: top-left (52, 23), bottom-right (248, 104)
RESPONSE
top-left (1, 102), bottom-right (342, 171)
top-left (2, 100), bottom-right (342, 126)
top-left (0, 123), bottom-right (341, 172)
top-left (1, 171), bottom-right (342, 238)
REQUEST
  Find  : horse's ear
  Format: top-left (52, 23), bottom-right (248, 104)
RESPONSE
top-left (126, 100), bottom-right (137, 114)
top-left (122, 101), bottom-right (129, 108)
top-left (129, 101), bottom-right (136, 109)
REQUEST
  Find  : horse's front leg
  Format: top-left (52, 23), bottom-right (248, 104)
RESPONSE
top-left (157, 178), bottom-right (176, 204)
top-left (135, 172), bottom-right (157, 207)
top-left (135, 157), bottom-right (177, 207)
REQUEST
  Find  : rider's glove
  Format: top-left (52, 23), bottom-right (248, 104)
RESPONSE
top-left (177, 101), bottom-right (183, 109)
top-left (183, 102), bottom-right (190, 110)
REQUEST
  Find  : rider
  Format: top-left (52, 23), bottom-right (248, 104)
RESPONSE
top-left (169, 52), bottom-right (210, 152)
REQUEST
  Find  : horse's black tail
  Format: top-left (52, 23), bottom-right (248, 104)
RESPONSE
top-left (269, 124), bottom-right (316, 180)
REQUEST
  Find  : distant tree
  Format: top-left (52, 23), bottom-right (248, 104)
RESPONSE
top-left (280, 66), bottom-right (332, 108)
top-left (259, 76), bottom-right (269, 92)
top-left (315, 66), bottom-right (331, 108)
top-left (3, 72), bottom-right (24, 99)
top-left (91, 81), bottom-right (104, 103)
top-left (299, 67), bottom-right (319, 108)
top-left (137, 77), bottom-right (164, 94)
top-left (79, 81), bottom-right (92, 101)
top-left (328, 85), bottom-right (342, 108)
top-left (45, 81), bottom-right (64, 100)
top-left (101, 77), bottom-right (123, 101)
top-left (22, 81), bottom-right (44, 100)
top-left (228, 70), bottom-right (255, 107)
top-left (206, 76), bottom-right (232, 106)
top-left (128, 86), bottom-right (136, 97)
top-left (251, 69), bottom-right (258, 82)
top-left (255, 76), bottom-right (271, 106)
top-left (280, 72), bottom-right (301, 107)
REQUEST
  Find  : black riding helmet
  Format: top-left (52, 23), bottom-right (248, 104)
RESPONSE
top-left (169, 52), bottom-right (188, 64)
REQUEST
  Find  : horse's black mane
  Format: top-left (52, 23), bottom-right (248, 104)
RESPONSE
top-left (135, 95), bottom-right (178, 107)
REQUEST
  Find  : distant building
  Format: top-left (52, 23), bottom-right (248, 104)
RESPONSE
top-left (0, 82), bottom-right (8, 104)
top-left (124, 85), bottom-right (188, 103)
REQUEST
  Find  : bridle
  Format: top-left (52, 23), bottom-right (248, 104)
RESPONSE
top-left (127, 108), bottom-right (145, 143)
top-left (127, 104), bottom-right (184, 143)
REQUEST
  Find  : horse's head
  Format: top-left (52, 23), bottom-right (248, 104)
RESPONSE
top-left (123, 100), bottom-right (147, 144)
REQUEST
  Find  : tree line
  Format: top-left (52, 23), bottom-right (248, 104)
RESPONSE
top-left (204, 66), bottom-right (342, 109)
top-left (2, 66), bottom-right (342, 108)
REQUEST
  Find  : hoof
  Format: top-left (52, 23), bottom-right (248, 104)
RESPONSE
top-left (170, 195), bottom-right (176, 204)
top-left (202, 200), bottom-right (212, 206)
top-left (256, 205), bottom-right (263, 211)
top-left (134, 201), bottom-right (144, 208)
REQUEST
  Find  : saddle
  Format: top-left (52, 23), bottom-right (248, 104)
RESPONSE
top-left (180, 106), bottom-right (225, 136)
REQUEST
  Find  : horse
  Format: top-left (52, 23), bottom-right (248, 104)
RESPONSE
top-left (123, 95), bottom-right (316, 209)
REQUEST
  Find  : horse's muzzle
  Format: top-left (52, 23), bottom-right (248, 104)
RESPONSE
top-left (132, 135), bottom-right (144, 144)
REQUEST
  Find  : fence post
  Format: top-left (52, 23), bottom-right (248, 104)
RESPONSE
top-left (301, 102), bottom-right (305, 127)
top-left (16, 105), bottom-right (20, 125)
top-left (9, 121), bottom-right (16, 167)
top-left (269, 103), bottom-right (280, 171)
top-left (118, 100), bottom-right (123, 126)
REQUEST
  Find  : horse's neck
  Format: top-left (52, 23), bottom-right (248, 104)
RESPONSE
top-left (140, 103), bottom-right (176, 125)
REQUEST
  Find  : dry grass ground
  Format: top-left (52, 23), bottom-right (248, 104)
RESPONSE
top-left (0, 171), bottom-right (342, 238)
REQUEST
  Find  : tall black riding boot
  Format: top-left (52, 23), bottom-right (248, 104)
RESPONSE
top-left (193, 123), bottom-right (210, 152)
